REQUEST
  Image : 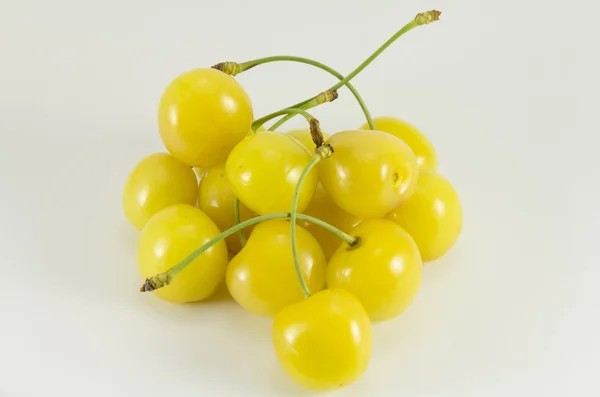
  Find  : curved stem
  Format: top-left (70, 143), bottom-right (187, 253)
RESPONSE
top-left (267, 11), bottom-right (440, 130)
top-left (301, 214), bottom-right (356, 244)
top-left (233, 197), bottom-right (246, 247)
top-left (239, 56), bottom-right (374, 130)
top-left (268, 100), bottom-right (319, 132)
top-left (252, 107), bottom-right (315, 132)
top-left (330, 21), bottom-right (420, 92)
top-left (140, 212), bottom-right (357, 292)
top-left (290, 155), bottom-right (322, 298)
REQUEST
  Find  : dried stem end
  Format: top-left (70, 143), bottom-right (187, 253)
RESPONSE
top-left (415, 10), bottom-right (442, 26)
top-left (211, 61), bottom-right (242, 76)
top-left (315, 89), bottom-right (339, 105)
top-left (309, 118), bottom-right (325, 148)
top-left (140, 273), bottom-right (172, 292)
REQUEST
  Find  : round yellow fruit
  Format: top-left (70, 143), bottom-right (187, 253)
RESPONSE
top-left (158, 68), bottom-right (253, 168)
top-left (273, 289), bottom-right (372, 390)
top-left (386, 172), bottom-right (462, 262)
top-left (137, 204), bottom-right (228, 303)
top-left (123, 152), bottom-right (198, 230)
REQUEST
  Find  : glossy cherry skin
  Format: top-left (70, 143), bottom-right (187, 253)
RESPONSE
top-left (158, 68), bottom-right (253, 168)
top-left (225, 131), bottom-right (318, 215)
top-left (123, 152), bottom-right (198, 230)
top-left (226, 219), bottom-right (327, 317)
top-left (137, 204), bottom-right (228, 303)
top-left (272, 289), bottom-right (372, 390)
top-left (319, 130), bottom-right (419, 219)
top-left (327, 219), bottom-right (423, 322)
top-left (386, 172), bottom-right (463, 262)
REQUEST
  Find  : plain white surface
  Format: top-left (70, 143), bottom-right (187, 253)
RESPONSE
top-left (1, 0), bottom-right (598, 395)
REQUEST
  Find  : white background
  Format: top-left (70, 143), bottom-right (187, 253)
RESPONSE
top-left (1, 0), bottom-right (598, 396)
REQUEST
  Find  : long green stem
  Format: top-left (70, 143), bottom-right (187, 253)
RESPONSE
top-left (140, 212), bottom-right (357, 292)
top-left (268, 101), bottom-right (324, 132)
top-left (235, 56), bottom-right (374, 130)
top-left (252, 107), bottom-right (315, 132)
top-left (268, 10), bottom-right (441, 130)
top-left (290, 155), bottom-right (322, 298)
top-left (233, 197), bottom-right (246, 247)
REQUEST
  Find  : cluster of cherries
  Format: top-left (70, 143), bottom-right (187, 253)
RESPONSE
top-left (122, 10), bottom-right (459, 391)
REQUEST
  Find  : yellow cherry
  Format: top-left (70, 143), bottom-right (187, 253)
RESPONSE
top-left (225, 131), bottom-right (318, 215)
top-left (272, 289), bottom-right (372, 390)
top-left (362, 116), bottom-right (438, 171)
top-left (226, 219), bottom-right (326, 317)
top-left (319, 130), bottom-right (419, 219)
top-left (123, 152), bottom-right (198, 230)
top-left (386, 172), bottom-right (462, 262)
top-left (158, 68), bottom-right (253, 168)
top-left (327, 218), bottom-right (423, 322)
top-left (137, 204), bottom-right (228, 303)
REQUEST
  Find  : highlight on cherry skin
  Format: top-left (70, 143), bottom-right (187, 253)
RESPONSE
top-left (319, 129), bottom-right (420, 219)
top-left (386, 171), bottom-right (463, 262)
top-left (226, 219), bottom-right (327, 317)
top-left (362, 116), bottom-right (438, 172)
top-left (123, 152), bottom-right (198, 230)
top-left (158, 68), bottom-right (254, 168)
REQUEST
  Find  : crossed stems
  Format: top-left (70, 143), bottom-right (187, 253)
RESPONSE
top-left (141, 10), bottom-right (442, 295)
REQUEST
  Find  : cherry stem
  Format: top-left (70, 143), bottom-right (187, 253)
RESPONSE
top-left (233, 196), bottom-right (246, 247)
top-left (231, 56), bottom-right (375, 130)
top-left (233, 109), bottom-right (322, 245)
top-left (290, 154), bottom-right (322, 298)
top-left (139, 212), bottom-right (356, 293)
top-left (252, 107), bottom-right (319, 132)
top-left (264, 10), bottom-right (441, 131)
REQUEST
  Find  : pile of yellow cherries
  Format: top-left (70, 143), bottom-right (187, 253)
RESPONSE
top-left (122, 10), bottom-right (461, 391)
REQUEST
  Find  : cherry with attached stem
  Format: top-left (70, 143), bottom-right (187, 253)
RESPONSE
top-left (151, 10), bottom-right (443, 296)
top-left (284, 112), bottom-right (336, 297)
top-left (140, 114), bottom-right (357, 297)
top-left (140, 211), bottom-right (358, 293)
top-left (220, 9), bottom-right (441, 251)
top-left (214, 56), bottom-right (375, 130)
top-left (232, 106), bottom-right (331, 248)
